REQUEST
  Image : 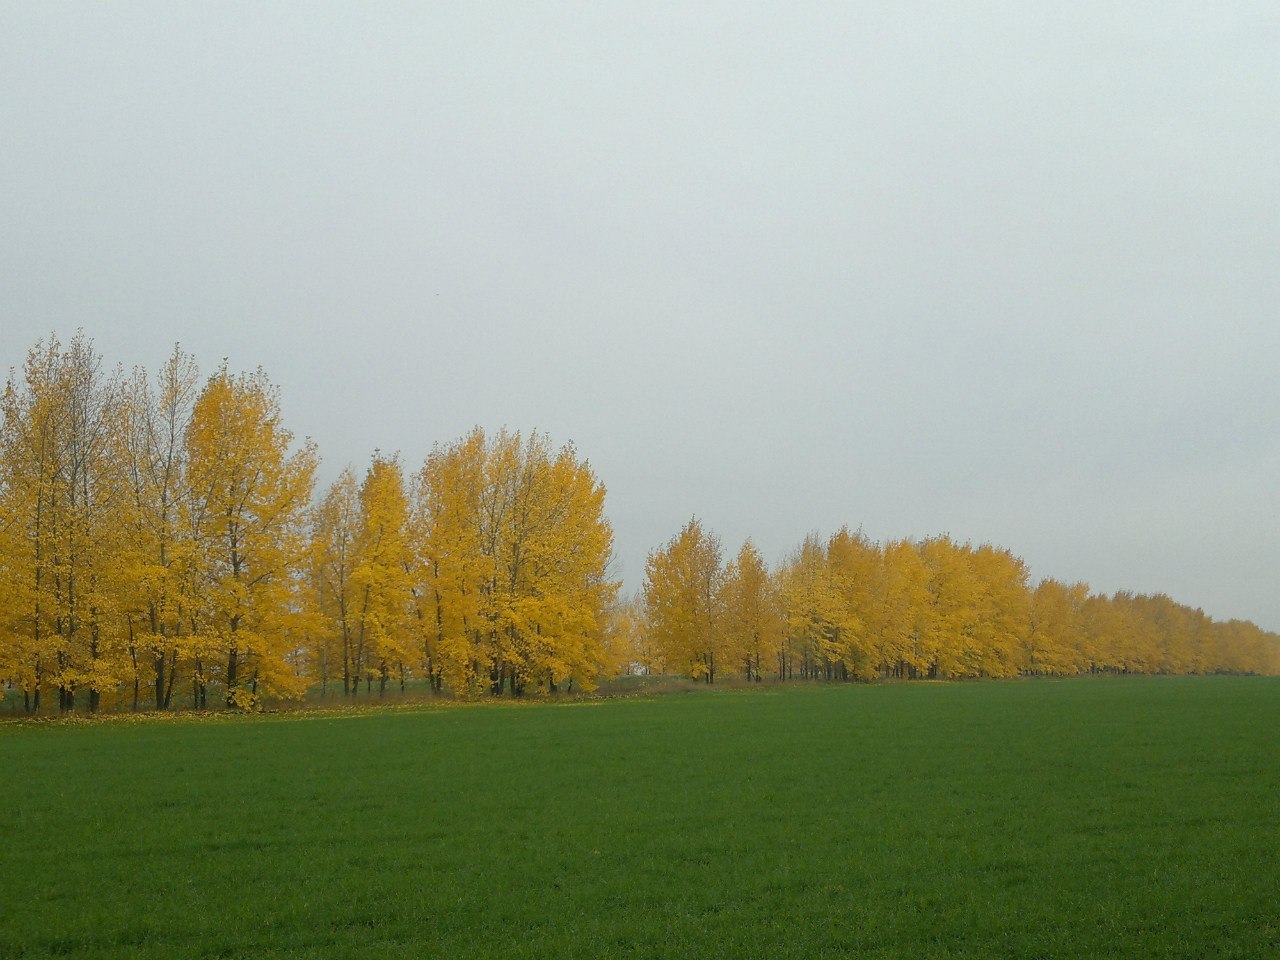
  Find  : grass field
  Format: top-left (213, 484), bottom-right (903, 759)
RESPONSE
top-left (2, 677), bottom-right (1278, 959)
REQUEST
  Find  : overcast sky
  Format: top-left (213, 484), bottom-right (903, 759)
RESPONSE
top-left (2, 3), bottom-right (1277, 629)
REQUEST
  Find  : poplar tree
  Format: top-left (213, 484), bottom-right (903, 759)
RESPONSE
top-left (351, 454), bottom-right (415, 696)
top-left (117, 346), bottom-right (200, 709)
top-left (185, 366), bottom-right (317, 708)
top-left (642, 518), bottom-right (724, 682)
top-left (411, 430), bottom-right (489, 694)
top-left (411, 428), bottom-right (616, 696)
top-left (310, 467), bottom-right (360, 696)
top-left (1025, 579), bottom-right (1089, 675)
top-left (720, 540), bottom-right (783, 681)
top-left (878, 539), bottom-right (933, 679)
top-left (0, 333), bottom-right (126, 712)
top-left (779, 534), bottom-right (860, 680)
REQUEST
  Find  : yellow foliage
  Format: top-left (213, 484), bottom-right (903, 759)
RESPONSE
top-left (641, 518), bottom-right (724, 682)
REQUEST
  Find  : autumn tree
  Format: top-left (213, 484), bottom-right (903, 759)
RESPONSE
top-left (411, 428), bottom-right (616, 696)
top-left (0, 333), bottom-right (128, 713)
top-left (720, 540), bottom-right (783, 681)
top-left (351, 454), bottom-right (415, 696)
top-left (601, 595), bottom-right (655, 676)
top-left (184, 366), bottom-right (317, 708)
top-left (878, 538), bottom-right (934, 679)
top-left (411, 429), bottom-right (488, 694)
top-left (778, 534), bottom-right (861, 680)
top-left (1024, 579), bottom-right (1088, 675)
top-left (967, 545), bottom-right (1031, 678)
top-left (117, 345), bottom-right (201, 709)
top-left (310, 467), bottom-right (360, 696)
top-left (483, 432), bottom-right (618, 694)
top-left (641, 518), bottom-right (724, 682)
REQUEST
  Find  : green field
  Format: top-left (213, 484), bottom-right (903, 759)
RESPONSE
top-left (2, 678), bottom-right (1278, 959)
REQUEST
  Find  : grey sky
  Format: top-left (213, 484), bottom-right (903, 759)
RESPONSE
top-left (3, 3), bottom-right (1277, 628)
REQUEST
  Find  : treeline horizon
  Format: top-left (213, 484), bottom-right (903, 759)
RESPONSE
top-left (1, 332), bottom-right (1276, 716)
top-left (629, 520), bottom-right (1278, 683)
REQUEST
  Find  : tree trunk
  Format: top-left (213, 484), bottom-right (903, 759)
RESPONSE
top-left (490, 661), bottom-right (504, 696)
top-left (163, 651), bottom-right (177, 709)
top-left (155, 652), bottom-right (167, 710)
top-left (225, 647), bottom-right (239, 708)
top-left (342, 625), bottom-right (352, 697)
top-left (194, 657), bottom-right (207, 709)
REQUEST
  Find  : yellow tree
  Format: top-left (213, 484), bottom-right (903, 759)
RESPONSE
top-left (1082, 590), bottom-right (1129, 673)
top-left (0, 342), bottom-right (64, 712)
top-left (351, 454), bottom-right (415, 696)
top-left (1213, 619), bottom-right (1280, 674)
top-left (185, 366), bottom-right (317, 708)
top-left (825, 527), bottom-right (882, 678)
top-left (500, 438), bottom-right (616, 693)
top-left (1025, 578), bottom-right (1089, 675)
top-left (411, 429), bottom-right (490, 695)
top-left (721, 540), bottom-right (783, 681)
top-left (779, 534), bottom-right (860, 680)
top-left (968, 544), bottom-right (1030, 678)
top-left (478, 432), bottom-right (616, 695)
top-left (310, 466), bottom-right (360, 696)
top-left (411, 428), bottom-right (616, 696)
top-left (117, 345), bottom-right (201, 709)
top-left (879, 539), bottom-right (934, 679)
top-left (918, 536), bottom-right (984, 678)
top-left (0, 333), bottom-right (129, 713)
top-left (642, 518), bottom-right (724, 682)
top-left (1113, 592), bottom-right (1161, 673)
top-left (601, 595), bottom-right (654, 676)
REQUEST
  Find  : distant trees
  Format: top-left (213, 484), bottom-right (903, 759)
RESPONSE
top-left (0, 330), bottom-right (1276, 715)
top-left (628, 521), bottom-right (1280, 683)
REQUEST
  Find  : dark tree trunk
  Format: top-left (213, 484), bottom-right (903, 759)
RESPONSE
top-left (225, 647), bottom-right (239, 708)
top-left (163, 651), bottom-right (177, 709)
top-left (194, 657), bottom-right (207, 709)
top-left (155, 653), bottom-right (167, 710)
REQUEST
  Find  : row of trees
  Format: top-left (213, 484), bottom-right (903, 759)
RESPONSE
top-left (0, 334), bottom-right (616, 712)
top-left (2, 333), bottom-right (1275, 713)
top-left (633, 520), bottom-right (1279, 682)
